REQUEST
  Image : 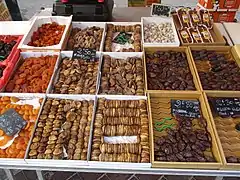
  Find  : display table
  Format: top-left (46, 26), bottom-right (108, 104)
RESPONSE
top-left (223, 23), bottom-right (240, 45)
top-left (0, 7), bottom-right (240, 180)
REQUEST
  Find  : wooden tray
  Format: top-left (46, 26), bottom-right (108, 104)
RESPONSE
top-left (203, 91), bottom-right (240, 169)
top-left (144, 47), bottom-right (201, 93)
top-left (188, 46), bottom-right (240, 93)
top-left (148, 92), bottom-right (223, 169)
top-left (172, 14), bottom-right (226, 46)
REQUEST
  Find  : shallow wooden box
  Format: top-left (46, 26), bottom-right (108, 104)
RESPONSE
top-left (188, 46), bottom-right (240, 93)
top-left (203, 91), bottom-right (240, 170)
top-left (144, 47), bottom-right (201, 93)
top-left (172, 14), bottom-right (226, 46)
top-left (148, 92), bottom-right (223, 169)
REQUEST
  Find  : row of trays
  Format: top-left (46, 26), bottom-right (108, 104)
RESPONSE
top-left (17, 16), bottom-right (226, 53)
top-left (0, 91), bottom-right (239, 170)
top-left (0, 48), bottom-right (238, 170)
top-left (1, 45), bottom-right (240, 95)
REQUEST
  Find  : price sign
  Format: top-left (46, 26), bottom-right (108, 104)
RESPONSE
top-left (72, 48), bottom-right (96, 62)
top-left (211, 98), bottom-right (240, 117)
top-left (0, 109), bottom-right (27, 136)
top-left (171, 100), bottom-right (201, 118)
top-left (151, 4), bottom-right (172, 17)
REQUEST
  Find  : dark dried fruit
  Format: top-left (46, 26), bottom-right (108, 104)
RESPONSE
top-left (192, 50), bottom-right (240, 91)
top-left (154, 116), bottom-right (216, 162)
top-left (146, 51), bottom-right (196, 90)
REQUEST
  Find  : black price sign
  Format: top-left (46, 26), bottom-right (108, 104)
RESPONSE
top-left (0, 109), bottom-right (27, 136)
top-left (171, 100), bottom-right (201, 118)
top-left (212, 98), bottom-right (240, 117)
top-left (151, 4), bottom-right (172, 17)
top-left (72, 48), bottom-right (96, 62)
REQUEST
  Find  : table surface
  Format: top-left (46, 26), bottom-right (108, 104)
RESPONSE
top-left (223, 22), bottom-right (240, 45)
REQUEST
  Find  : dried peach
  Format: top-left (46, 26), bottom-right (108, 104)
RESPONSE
top-left (0, 130), bottom-right (4, 136)
top-left (24, 122), bottom-right (31, 130)
top-left (0, 136), bottom-right (13, 146)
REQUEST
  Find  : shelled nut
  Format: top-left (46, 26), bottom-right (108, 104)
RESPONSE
top-left (28, 98), bottom-right (93, 160)
top-left (100, 55), bottom-right (144, 95)
top-left (146, 51), bottom-right (196, 90)
top-left (91, 99), bottom-right (150, 163)
top-left (67, 26), bottom-right (103, 51)
top-left (144, 22), bottom-right (175, 43)
top-left (53, 57), bottom-right (99, 94)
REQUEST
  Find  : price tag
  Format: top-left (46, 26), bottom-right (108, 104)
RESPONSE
top-left (151, 4), bottom-right (172, 17)
top-left (171, 100), bottom-right (201, 118)
top-left (0, 109), bottom-right (27, 136)
top-left (72, 48), bottom-right (96, 62)
top-left (212, 98), bottom-right (240, 117)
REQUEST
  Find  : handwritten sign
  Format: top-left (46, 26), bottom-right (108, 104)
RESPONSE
top-left (72, 48), bottom-right (96, 62)
top-left (211, 98), bottom-right (240, 117)
top-left (171, 100), bottom-right (201, 118)
top-left (151, 4), bottom-right (172, 17)
top-left (0, 109), bottom-right (27, 136)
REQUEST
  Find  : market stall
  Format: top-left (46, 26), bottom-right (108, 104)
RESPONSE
top-left (0, 3), bottom-right (240, 180)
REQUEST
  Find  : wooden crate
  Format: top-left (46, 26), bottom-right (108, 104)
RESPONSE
top-left (148, 92), bottom-right (223, 169)
top-left (188, 46), bottom-right (240, 93)
top-left (172, 14), bottom-right (226, 46)
top-left (0, 0), bottom-right (11, 21)
top-left (203, 91), bottom-right (240, 169)
top-left (144, 47), bottom-right (201, 93)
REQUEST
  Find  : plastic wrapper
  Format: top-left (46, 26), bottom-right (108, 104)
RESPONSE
top-left (103, 136), bottom-right (138, 144)
top-left (188, 27), bottom-right (203, 43)
top-left (188, 9), bottom-right (202, 27)
top-left (199, 10), bottom-right (213, 29)
top-left (178, 28), bottom-right (193, 43)
top-left (198, 25), bottom-right (214, 43)
top-left (177, 8), bottom-right (191, 28)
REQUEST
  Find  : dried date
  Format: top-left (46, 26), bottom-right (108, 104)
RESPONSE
top-left (146, 51), bottom-right (196, 90)
top-left (154, 116), bottom-right (216, 162)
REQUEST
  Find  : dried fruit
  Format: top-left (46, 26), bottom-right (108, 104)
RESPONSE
top-left (6, 55), bottom-right (57, 93)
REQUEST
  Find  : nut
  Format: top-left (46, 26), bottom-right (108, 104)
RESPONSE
top-left (144, 22), bottom-right (175, 43)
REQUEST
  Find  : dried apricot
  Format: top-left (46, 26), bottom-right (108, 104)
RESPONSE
top-left (10, 97), bottom-right (19, 103)
top-left (0, 129), bottom-right (4, 136)
top-left (5, 55), bottom-right (57, 93)
top-left (0, 136), bottom-right (13, 146)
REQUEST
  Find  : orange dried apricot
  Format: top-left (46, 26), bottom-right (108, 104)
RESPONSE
top-left (24, 122), bottom-right (31, 130)
top-left (5, 56), bottom-right (57, 93)
top-left (1, 97), bottom-right (10, 101)
top-left (0, 136), bottom-right (13, 146)
top-left (0, 130), bottom-right (4, 136)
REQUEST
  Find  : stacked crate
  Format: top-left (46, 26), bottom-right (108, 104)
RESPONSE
top-left (0, 0), bottom-right (11, 21)
top-left (197, 0), bottom-right (240, 22)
